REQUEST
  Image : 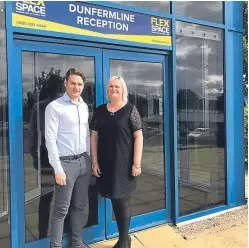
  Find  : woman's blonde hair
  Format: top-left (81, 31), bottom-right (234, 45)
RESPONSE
top-left (106, 76), bottom-right (128, 102)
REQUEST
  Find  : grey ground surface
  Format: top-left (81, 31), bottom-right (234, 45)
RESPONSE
top-left (172, 204), bottom-right (248, 240)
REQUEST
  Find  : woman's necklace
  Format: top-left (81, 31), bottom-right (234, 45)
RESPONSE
top-left (108, 102), bottom-right (124, 116)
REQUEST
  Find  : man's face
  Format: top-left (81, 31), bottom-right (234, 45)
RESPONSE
top-left (64, 75), bottom-right (84, 100)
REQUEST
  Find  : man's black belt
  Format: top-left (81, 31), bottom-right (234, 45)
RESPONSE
top-left (60, 152), bottom-right (86, 161)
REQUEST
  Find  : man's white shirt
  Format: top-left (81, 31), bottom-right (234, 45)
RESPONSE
top-left (45, 93), bottom-right (90, 174)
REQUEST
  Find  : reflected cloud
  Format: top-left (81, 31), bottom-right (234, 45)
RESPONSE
top-left (110, 1), bottom-right (170, 12)
top-left (176, 22), bottom-right (224, 101)
top-left (176, 22), bottom-right (224, 99)
top-left (110, 60), bottom-right (162, 88)
top-left (176, 43), bottom-right (199, 58)
top-left (176, 66), bottom-right (200, 73)
top-left (204, 74), bottom-right (224, 98)
top-left (176, 1), bottom-right (223, 23)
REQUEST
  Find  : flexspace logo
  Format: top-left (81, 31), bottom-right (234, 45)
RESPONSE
top-left (15, 1), bottom-right (46, 17)
top-left (151, 17), bottom-right (170, 36)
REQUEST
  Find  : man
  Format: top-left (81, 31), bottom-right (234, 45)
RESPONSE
top-left (45, 68), bottom-right (91, 248)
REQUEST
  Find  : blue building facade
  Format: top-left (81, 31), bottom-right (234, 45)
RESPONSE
top-left (0, 1), bottom-right (245, 248)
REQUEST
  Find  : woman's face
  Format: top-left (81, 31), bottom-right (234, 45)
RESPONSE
top-left (107, 79), bottom-right (123, 101)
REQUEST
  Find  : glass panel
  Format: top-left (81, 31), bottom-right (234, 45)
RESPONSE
top-left (0, 2), bottom-right (11, 248)
top-left (176, 1), bottom-right (223, 24)
top-left (176, 21), bottom-right (226, 216)
top-left (22, 52), bottom-right (98, 243)
top-left (110, 1), bottom-right (170, 13)
top-left (110, 59), bottom-right (165, 218)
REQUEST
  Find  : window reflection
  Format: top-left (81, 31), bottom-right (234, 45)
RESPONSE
top-left (22, 52), bottom-right (98, 243)
top-left (110, 59), bottom-right (166, 217)
top-left (110, 1), bottom-right (170, 13)
top-left (176, 1), bottom-right (223, 24)
top-left (176, 22), bottom-right (226, 216)
top-left (0, 2), bottom-right (11, 248)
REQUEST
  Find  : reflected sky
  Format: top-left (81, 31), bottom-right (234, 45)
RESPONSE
top-left (22, 52), bottom-right (95, 99)
top-left (176, 22), bottom-right (224, 100)
top-left (176, 1), bottom-right (223, 23)
top-left (22, 54), bottom-right (164, 99)
top-left (110, 60), bottom-right (163, 96)
top-left (110, 1), bottom-right (170, 13)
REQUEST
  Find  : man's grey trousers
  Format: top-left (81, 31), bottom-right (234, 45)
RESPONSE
top-left (50, 153), bottom-right (92, 248)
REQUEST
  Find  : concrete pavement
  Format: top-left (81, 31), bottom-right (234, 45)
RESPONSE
top-left (91, 222), bottom-right (248, 248)
top-left (91, 173), bottom-right (248, 248)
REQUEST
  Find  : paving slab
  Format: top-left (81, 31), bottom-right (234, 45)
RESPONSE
top-left (186, 224), bottom-right (248, 248)
top-left (91, 174), bottom-right (248, 248)
top-left (134, 225), bottom-right (186, 248)
top-left (90, 219), bottom-right (248, 248)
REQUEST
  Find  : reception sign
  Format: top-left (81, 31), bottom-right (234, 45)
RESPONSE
top-left (12, 1), bottom-right (172, 47)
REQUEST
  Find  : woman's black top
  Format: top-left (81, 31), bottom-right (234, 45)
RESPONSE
top-left (89, 103), bottom-right (142, 199)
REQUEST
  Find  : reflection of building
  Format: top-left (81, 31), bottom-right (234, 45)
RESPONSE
top-left (0, 1), bottom-right (245, 248)
top-left (178, 110), bottom-right (224, 129)
top-left (0, 82), bottom-right (8, 98)
top-left (82, 80), bottom-right (95, 115)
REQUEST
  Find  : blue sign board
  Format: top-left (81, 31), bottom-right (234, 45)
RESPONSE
top-left (12, 1), bottom-right (172, 47)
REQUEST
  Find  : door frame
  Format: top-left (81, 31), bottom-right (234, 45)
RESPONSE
top-left (9, 40), bottom-right (172, 247)
top-left (103, 49), bottom-right (172, 238)
top-left (9, 40), bottom-right (105, 248)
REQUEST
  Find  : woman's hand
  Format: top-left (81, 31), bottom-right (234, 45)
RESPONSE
top-left (132, 165), bottom-right (141, 177)
top-left (133, 129), bottom-right (143, 177)
top-left (92, 163), bottom-right (101, 177)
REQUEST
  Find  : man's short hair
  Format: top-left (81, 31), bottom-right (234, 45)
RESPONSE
top-left (65, 68), bottom-right (86, 83)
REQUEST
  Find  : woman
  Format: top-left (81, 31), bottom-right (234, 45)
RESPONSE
top-left (90, 76), bottom-right (143, 248)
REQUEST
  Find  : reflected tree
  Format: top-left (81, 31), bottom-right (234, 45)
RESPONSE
top-left (36, 68), bottom-right (64, 101)
top-left (177, 89), bottom-right (200, 110)
top-left (216, 94), bottom-right (224, 111)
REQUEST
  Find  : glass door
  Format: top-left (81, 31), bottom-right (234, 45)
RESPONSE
top-left (11, 41), bottom-right (105, 248)
top-left (103, 50), bottom-right (171, 238)
top-left (10, 43), bottom-right (171, 247)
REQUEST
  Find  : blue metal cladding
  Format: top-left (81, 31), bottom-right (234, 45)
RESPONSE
top-left (225, 29), bottom-right (246, 207)
top-left (173, 1), bottom-right (245, 223)
top-left (225, 1), bottom-right (243, 31)
top-left (178, 205), bottom-right (228, 223)
top-left (3, 4), bottom-right (246, 248)
top-left (170, 1), bottom-right (179, 224)
top-left (225, 0), bottom-right (245, 208)
top-left (6, 3), bottom-right (25, 248)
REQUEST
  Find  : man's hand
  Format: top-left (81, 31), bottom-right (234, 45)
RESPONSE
top-left (55, 171), bottom-right (66, 185)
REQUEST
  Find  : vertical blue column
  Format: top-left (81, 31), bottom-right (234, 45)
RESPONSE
top-left (171, 2), bottom-right (179, 223)
top-left (6, 2), bottom-right (25, 248)
top-left (225, 1), bottom-right (246, 207)
top-left (225, 1), bottom-right (243, 30)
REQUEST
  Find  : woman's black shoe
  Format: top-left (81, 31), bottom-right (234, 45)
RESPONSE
top-left (113, 236), bottom-right (131, 248)
top-left (113, 239), bottom-right (120, 248)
